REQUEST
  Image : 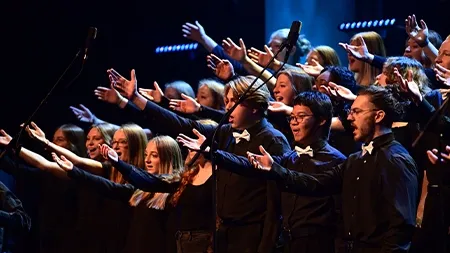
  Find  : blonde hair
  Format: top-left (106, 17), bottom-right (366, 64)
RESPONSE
top-left (224, 76), bottom-right (271, 116)
top-left (276, 69), bottom-right (313, 104)
top-left (351, 31), bottom-right (386, 86)
top-left (129, 136), bottom-right (184, 210)
top-left (198, 79), bottom-right (225, 110)
top-left (111, 123), bottom-right (148, 184)
top-left (90, 123), bottom-right (119, 147)
top-left (170, 119), bottom-right (217, 207)
top-left (312, 45), bottom-right (341, 66)
top-left (383, 56), bottom-right (431, 95)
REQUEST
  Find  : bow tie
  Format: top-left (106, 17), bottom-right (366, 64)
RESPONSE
top-left (233, 130), bottom-right (250, 143)
top-left (361, 141), bottom-right (374, 156)
top-left (294, 146), bottom-right (314, 157)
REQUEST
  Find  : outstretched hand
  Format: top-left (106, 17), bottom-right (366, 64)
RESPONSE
top-left (70, 104), bottom-right (96, 123)
top-left (52, 153), bottom-right (73, 171)
top-left (107, 69), bottom-right (138, 100)
top-left (394, 67), bottom-right (422, 103)
top-left (139, 81), bottom-right (164, 103)
top-left (169, 93), bottom-right (201, 114)
top-left (246, 145), bottom-right (274, 171)
top-left (207, 54), bottom-right (234, 80)
top-left (222, 38), bottom-right (247, 62)
top-left (338, 36), bottom-right (372, 62)
top-left (99, 144), bottom-right (118, 162)
top-left (435, 64), bottom-right (450, 87)
top-left (0, 129), bottom-right (12, 146)
top-left (247, 45), bottom-right (275, 67)
top-left (405, 14), bottom-right (430, 47)
top-left (296, 59), bottom-right (324, 77)
top-left (427, 146), bottom-right (450, 165)
top-left (176, 129), bottom-right (206, 151)
top-left (24, 122), bottom-right (47, 144)
top-left (182, 21), bottom-right (207, 43)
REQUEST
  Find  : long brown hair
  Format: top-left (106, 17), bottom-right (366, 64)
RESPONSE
top-left (129, 136), bottom-right (184, 209)
top-left (170, 119), bottom-right (217, 207)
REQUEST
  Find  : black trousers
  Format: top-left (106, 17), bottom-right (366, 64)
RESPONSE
top-left (216, 223), bottom-right (262, 253)
top-left (282, 227), bottom-right (335, 253)
top-left (175, 230), bottom-right (212, 253)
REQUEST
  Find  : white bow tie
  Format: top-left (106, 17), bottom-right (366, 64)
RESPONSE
top-left (294, 146), bottom-right (314, 157)
top-left (233, 130), bottom-right (250, 143)
top-left (361, 141), bottom-right (374, 156)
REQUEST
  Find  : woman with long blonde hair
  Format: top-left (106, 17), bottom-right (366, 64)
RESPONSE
top-left (52, 135), bottom-right (184, 253)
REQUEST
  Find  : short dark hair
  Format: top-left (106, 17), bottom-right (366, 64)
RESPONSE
top-left (293, 91), bottom-right (333, 140)
top-left (322, 66), bottom-right (358, 94)
top-left (357, 85), bottom-right (403, 127)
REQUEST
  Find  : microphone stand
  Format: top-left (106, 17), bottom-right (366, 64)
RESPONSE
top-left (0, 48), bottom-right (85, 160)
top-left (188, 43), bottom-right (291, 252)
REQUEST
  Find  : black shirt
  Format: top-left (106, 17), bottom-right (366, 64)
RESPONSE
top-left (268, 133), bottom-right (419, 252)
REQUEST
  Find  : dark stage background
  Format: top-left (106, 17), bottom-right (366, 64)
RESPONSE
top-left (0, 0), bottom-right (449, 152)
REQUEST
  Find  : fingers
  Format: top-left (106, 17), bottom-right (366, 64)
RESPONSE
top-left (420, 19), bottom-right (428, 30)
top-left (358, 36), bottom-right (367, 47)
top-left (311, 58), bottom-right (320, 66)
top-left (263, 45), bottom-right (273, 55)
top-left (153, 81), bottom-right (163, 93)
top-left (259, 145), bottom-right (267, 155)
top-left (435, 64), bottom-right (449, 74)
top-left (79, 104), bottom-right (90, 112)
top-left (427, 150), bottom-right (438, 164)
top-left (181, 93), bottom-right (193, 100)
top-left (69, 106), bottom-right (83, 114)
top-left (246, 151), bottom-right (260, 168)
top-left (192, 128), bottom-right (205, 139)
top-left (30, 121), bottom-right (40, 131)
top-left (130, 69), bottom-right (137, 82)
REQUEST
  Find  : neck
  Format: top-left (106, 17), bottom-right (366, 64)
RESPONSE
top-left (237, 117), bottom-right (262, 131)
top-left (367, 126), bottom-right (391, 143)
top-left (198, 161), bottom-right (212, 172)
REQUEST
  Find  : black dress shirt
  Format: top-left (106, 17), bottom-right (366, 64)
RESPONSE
top-left (126, 100), bottom-right (291, 253)
top-left (267, 133), bottom-right (419, 252)
top-left (214, 140), bottom-right (346, 233)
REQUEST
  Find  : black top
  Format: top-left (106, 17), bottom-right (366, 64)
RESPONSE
top-left (267, 133), bottom-right (419, 252)
top-left (214, 140), bottom-right (346, 232)
top-left (176, 176), bottom-right (213, 231)
top-left (67, 166), bottom-right (168, 253)
top-left (111, 160), bottom-right (214, 232)
top-left (124, 100), bottom-right (291, 253)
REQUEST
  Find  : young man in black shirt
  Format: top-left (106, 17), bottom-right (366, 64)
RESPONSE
top-left (248, 86), bottom-right (419, 253)
top-left (102, 71), bottom-right (291, 253)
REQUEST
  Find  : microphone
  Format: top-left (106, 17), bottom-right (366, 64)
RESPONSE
top-left (283, 21), bottom-right (302, 63)
top-left (82, 27), bottom-right (98, 63)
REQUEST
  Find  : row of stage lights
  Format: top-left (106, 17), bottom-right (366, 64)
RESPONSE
top-left (155, 43), bottom-right (198, 54)
top-left (339, 18), bottom-right (396, 31)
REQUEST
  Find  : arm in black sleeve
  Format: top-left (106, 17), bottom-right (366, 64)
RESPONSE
top-left (0, 182), bottom-right (31, 234)
top-left (127, 100), bottom-right (217, 138)
top-left (270, 160), bottom-right (345, 196)
top-left (110, 160), bottom-right (179, 193)
top-left (416, 96), bottom-right (450, 131)
top-left (371, 55), bottom-right (387, 69)
top-left (67, 166), bottom-right (135, 202)
top-left (0, 153), bottom-right (41, 177)
top-left (211, 45), bottom-right (248, 76)
top-left (380, 154), bottom-right (419, 252)
top-left (195, 105), bottom-right (226, 123)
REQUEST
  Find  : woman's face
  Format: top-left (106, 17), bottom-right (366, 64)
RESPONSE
top-left (196, 85), bottom-right (215, 108)
top-left (348, 40), bottom-right (364, 73)
top-left (144, 141), bottom-right (160, 174)
top-left (111, 130), bottom-right (129, 162)
top-left (273, 74), bottom-right (296, 105)
top-left (314, 71), bottom-right (331, 93)
top-left (86, 128), bottom-right (106, 161)
top-left (306, 51), bottom-right (323, 65)
top-left (404, 38), bottom-right (425, 63)
top-left (53, 129), bottom-right (70, 149)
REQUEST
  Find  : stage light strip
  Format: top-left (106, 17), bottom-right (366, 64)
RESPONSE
top-left (339, 18), bottom-right (396, 31)
top-left (155, 43), bottom-right (199, 54)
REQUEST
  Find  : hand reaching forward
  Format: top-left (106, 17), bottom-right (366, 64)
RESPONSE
top-left (338, 36), bottom-right (372, 62)
top-left (176, 129), bottom-right (206, 151)
top-left (24, 122), bottom-right (47, 144)
top-left (94, 78), bottom-right (124, 105)
top-left (99, 144), bottom-right (118, 162)
top-left (207, 54), bottom-right (234, 80)
top-left (247, 45), bottom-right (275, 67)
top-left (394, 67), bottom-right (422, 103)
top-left (268, 101), bottom-right (293, 115)
top-left (222, 38), bottom-right (247, 62)
top-left (70, 104), bottom-right (96, 123)
top-left (52, 153), bottom-right (73, 171)
top-left (405, 14), bottom-right (429, 47)
top-left (0, 129), bottom-right (12, 146)
top-left (182, 21), bottom-right (207, 43)
top-left (139, 81), bottom-right (164, 103)
top-left (107, 69), bottom-right (138, 100)
top-left (427, 146), bottom-right (450, 164)
top-left (296, 59), bottom-right (324, 77)
top-left (169, 93), bottom-right (201, 114)
top-left (324, 82), bottom-right (357, 101)
top-left (435, 64), bottom-right (450, 87)
top-left (247, 145), bottom-right (274, 171)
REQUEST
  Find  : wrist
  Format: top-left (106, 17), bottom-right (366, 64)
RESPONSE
top-left (366, 53), bottom-right (374, 63)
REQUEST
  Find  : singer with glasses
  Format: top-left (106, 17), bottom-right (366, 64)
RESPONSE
top-left (244, 86), bottom-right (418, 253)
top-left (180, 91), bottom-right (346, 253)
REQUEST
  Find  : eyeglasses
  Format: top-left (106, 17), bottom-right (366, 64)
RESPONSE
top-left (111, 139), bottom-right (128, 147)
top-left (289, 114), bottom-right (314, 123)
top-left (348, 108), bottom-right (379, 116)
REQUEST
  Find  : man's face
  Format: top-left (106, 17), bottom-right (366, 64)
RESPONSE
top-left (347, 95), bottom-right (380, 143)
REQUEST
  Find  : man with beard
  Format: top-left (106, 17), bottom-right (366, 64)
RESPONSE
top-left (248, 85), bottom-right (419, 253)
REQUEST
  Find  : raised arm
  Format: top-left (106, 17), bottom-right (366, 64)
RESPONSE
top-left (0, 182), bottom-right (31, 235)
top-left (99, 144), bottom-right (179, 193)
top-left (52, 153), bottom-right (134, 202)
top-left (25, 122), bottom-right (105, 176)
